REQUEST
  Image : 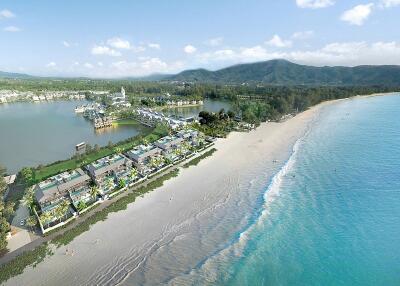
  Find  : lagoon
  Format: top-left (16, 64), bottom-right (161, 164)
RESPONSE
top-left (0, 98), bottom-right (232, 174)
top-left (0, 100), bottom-right (148, 173)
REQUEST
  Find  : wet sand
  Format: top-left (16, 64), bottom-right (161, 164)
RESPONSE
top-left (4, 102), bottom-right (327, 286)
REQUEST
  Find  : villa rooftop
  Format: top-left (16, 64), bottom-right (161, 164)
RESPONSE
top-left (89, 154), bottom-right (125, 170)
top-left (35, 168), bottom-right (90, 204)
top-left (126, 144), bottom-right (161, 162)
top-left (85, 153), bottom-right (130, 178)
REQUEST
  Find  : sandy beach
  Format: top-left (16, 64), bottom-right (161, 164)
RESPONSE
top-left (4, 102), bottom-right (327, 286)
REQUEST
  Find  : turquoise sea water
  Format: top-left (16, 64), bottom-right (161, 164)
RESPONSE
top-left (216, 95), bottom-right (400, 285)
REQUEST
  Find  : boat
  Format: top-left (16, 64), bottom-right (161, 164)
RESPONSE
top-left (75, 106), bottom-right (85, 113)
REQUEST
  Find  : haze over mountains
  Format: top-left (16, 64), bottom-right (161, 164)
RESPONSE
top-left (1, 60), bottom-right (400, 86)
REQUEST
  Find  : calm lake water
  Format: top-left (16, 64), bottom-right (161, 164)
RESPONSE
top-left (0, 98), bottom-right (231, 174)
top-left (0, 100), bottom-right (148, 173)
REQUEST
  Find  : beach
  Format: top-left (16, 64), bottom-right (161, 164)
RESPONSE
top-left (4, 102), bottom-right (324, 286)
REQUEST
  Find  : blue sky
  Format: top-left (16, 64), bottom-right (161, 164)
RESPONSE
top-left (0, 0), bottom-right (400, 77)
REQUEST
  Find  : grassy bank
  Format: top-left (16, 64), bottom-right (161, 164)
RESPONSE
top-left (31, 124), bottom-right (167, 183)
top-left (0, 169), bottom-right (179, 284)
top-left (112, 119), bottom-right (141, 126)
top-left (183, 148), bottom-right (217, 168)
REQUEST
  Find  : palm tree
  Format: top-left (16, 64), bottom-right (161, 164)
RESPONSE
top-left (106, 177), bottom-right (114, 191)
top-left (130, 168), bottom-right (138, 180)
top-left (40, 212), bottom-right (52, 229)
top-left (114, 147), bottom-right (122, 154)
top-left (89, 186), bottom-right (99, 201)
top-left (26, 215), bottom-right (37, 231)
top-left (142, 138), bottom-right (149, 146)
top-left (174, 148), bottom-right (183, 157)
top-left (150, 157), bottom-right (158, 169)
top-left (22, 188), bottom-right (34, 211)
top-left (59, 200), bottom-right (70, 222)
top-left (54, 205), bottom-right (64, 223)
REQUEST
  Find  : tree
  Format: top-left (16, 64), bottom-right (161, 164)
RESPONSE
top-left (94, 144), bottom-right (100, 153)
top-left (22, 187), bottom-right (35, 211)
top-left (3, 202), bottom-right (15, 219)
top-left (85, 143), bottom-right (93, 154)
top-left (106, 177), bottom-right (115, 190)
top-left (20, 167), bottom-right (34, 186)
top-left (77, 201), bottom-right (87, 212)
top-left (130, 168), bottom-right (138, 180)
top-left (114, 147), bottom-right (122, 154)
top-left (59, 200), bottom-right (70, 221)
top-left (118, 179), bottom-right (126, 189)
top-left (107, 141), bottom-right (114, 149)
top-left (26, 215), bottom-right (37, 231)
top-left (40, 212), bottom-right (52, 229)
top-left (0, 217), bottom-right (10, 250)
top-left (89, 186), bottom-right (99, 201)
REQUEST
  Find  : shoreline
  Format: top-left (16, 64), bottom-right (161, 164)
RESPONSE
top-left (2, 94), bottom-right (329, 285)
top-left (1, 92), bottom-right (396, 285)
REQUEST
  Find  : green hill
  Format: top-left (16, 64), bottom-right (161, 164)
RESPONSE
top-left (167, 59), bottom-right (400, 86)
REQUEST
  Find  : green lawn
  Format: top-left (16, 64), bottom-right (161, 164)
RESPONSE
top-left (32, 128), bottom-right (162, 183)
top-left (112, 119), bottom-right (141, 126)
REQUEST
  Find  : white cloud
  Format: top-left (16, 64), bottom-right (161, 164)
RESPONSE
top-left (97, 62), bottom-right (103, 67)
top-left (63, 41), bottom-right (70, 47)
top-left (194, 40), bottom-right (400, 68)
top-left (204, 37), bottom-right (224, 47)
top-left (0, 9), bottom-right (15, 19)
top-left (91, 45), bottom-right (121, 57)
top-left (241, 46), bottom-right (269, 59)
top-left (3, 26), bottom-right (21, 32)
top-left (148, 43), bottom-right (161, 49)
top-left (108, 58), bottom-right (184, 77)
top-left (131, 45), bottom-right (146, 53)
top-left (107, 37), bottom-right (131, 49)
top-left (84, 63), bottom-right (94, 69)
top-left (296, 0), bottom-right (335, 9)
top-left (291, 30), bottom-right (314, 40)
top-left (265, 35), bottom-right (292, 48)
top-left (341, 3), bottom-right (374, 26)
top-left (184, 45), bottom-right (197, 54)
top-left (380, 0), bottom-right (400, 7)
top-left (46, 62), bottom-right (57, 68)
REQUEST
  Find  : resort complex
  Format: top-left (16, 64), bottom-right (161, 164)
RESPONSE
top-left (32, 129), bottom-right (209, 234)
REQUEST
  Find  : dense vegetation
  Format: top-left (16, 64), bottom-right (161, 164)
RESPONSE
top-left (0, 166), bottom-right (14, 253)
top-left (168, 59), bottom-right (400, 86)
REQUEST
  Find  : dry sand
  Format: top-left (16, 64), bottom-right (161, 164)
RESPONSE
top-left (4, 102), bottom-right (330, 286)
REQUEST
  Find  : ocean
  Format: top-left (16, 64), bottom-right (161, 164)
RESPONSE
top-left (4, 94), bottom-right (400, 286)
top-left (189, 94), bottom-right (400, 285)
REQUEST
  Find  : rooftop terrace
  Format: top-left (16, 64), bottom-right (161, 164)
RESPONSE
top-left (90, 154), bottom-right (125, 170)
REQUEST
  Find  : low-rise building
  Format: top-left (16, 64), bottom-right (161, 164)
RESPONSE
top-left (125, 145), bottom-right (163, 174)
top-left (155, 135), bottom-right (184, 152)
top-left (84, 154), bottom-right (132, 195)
top-left (34, 169), bottom-right (91, 215)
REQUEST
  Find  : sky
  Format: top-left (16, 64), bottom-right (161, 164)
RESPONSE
top-left (0, 0), bottom-right (400, 78)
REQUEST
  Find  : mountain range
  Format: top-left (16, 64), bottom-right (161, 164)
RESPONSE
top-left (1, 59), bottom-right (400, 86)
top-left (166, 60), bottom-right (400, 86)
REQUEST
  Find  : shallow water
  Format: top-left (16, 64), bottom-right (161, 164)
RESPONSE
top-left (0, 100), bottom-right (148, 173)
top-left (5, 95), bottom-right (400, 286)
top-left (190, 94), bottom-right (400, 286)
